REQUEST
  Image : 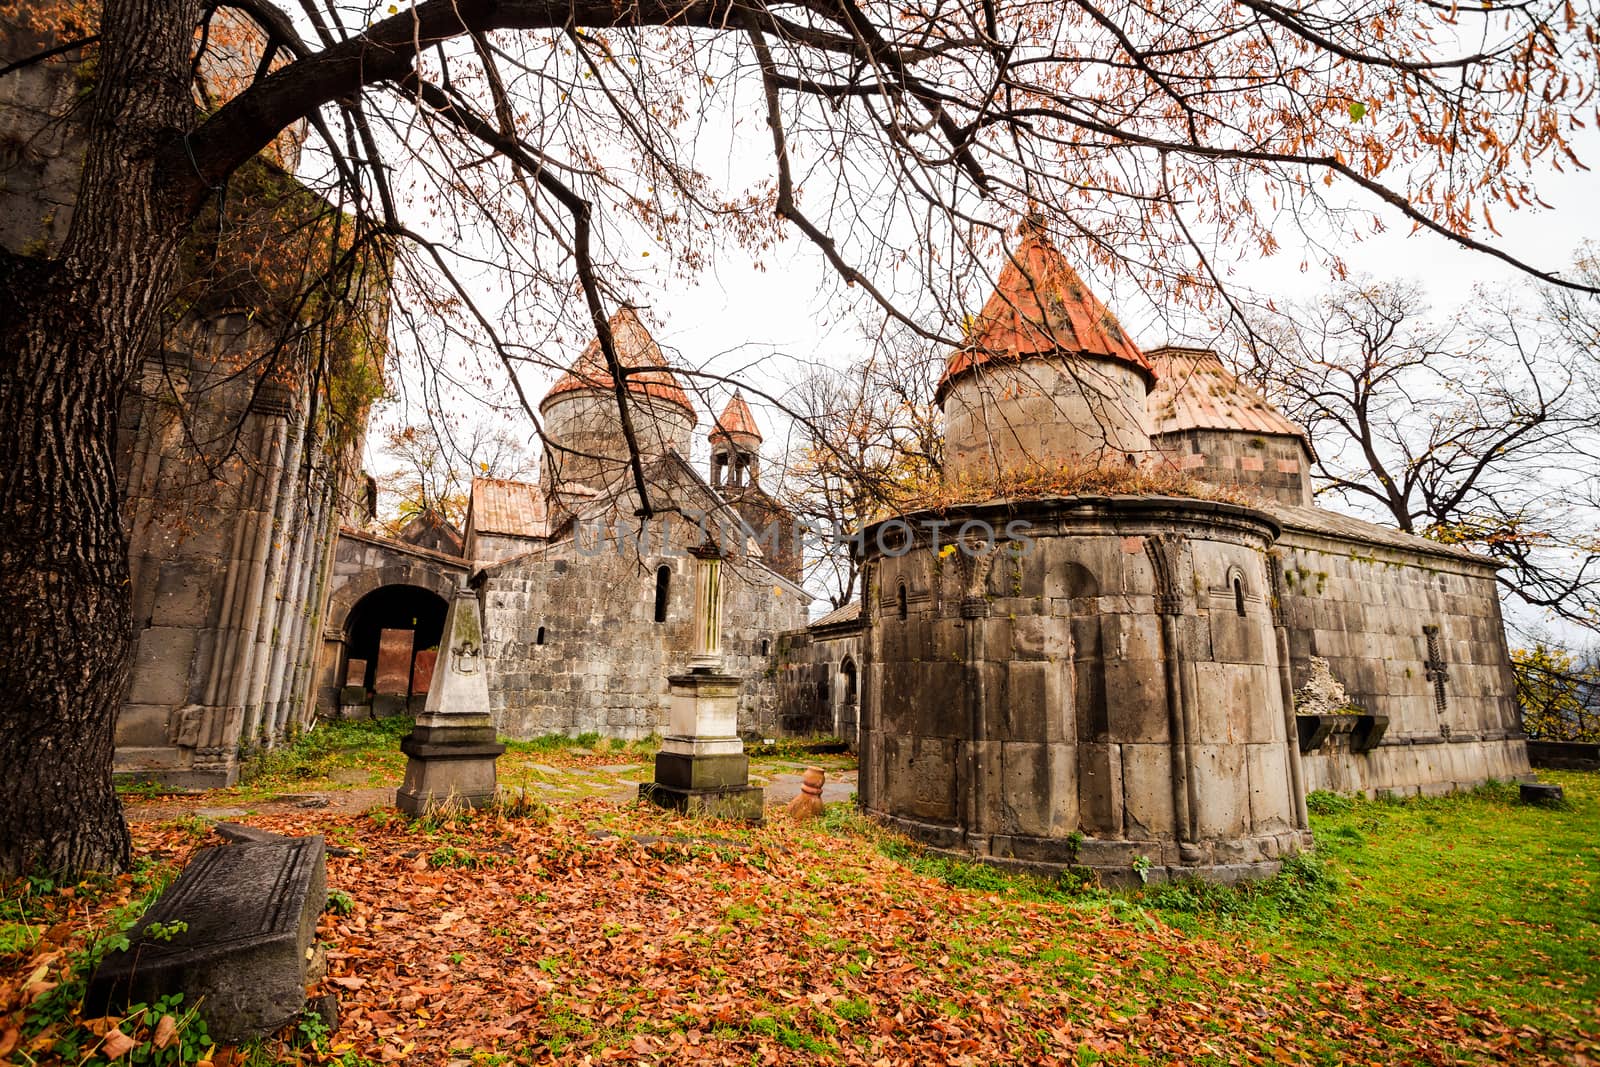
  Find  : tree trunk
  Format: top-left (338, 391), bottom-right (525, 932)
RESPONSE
top-left (0, 0), bottom-right (201, 877)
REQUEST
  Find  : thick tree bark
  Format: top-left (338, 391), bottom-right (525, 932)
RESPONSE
top-left (0, 0), bottom-right (201, 877)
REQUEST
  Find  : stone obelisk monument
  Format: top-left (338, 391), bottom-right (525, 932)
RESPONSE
top-left (396, 585), bottom-right (505, 814)
top-left (641, 543), bottom-right (765, 822)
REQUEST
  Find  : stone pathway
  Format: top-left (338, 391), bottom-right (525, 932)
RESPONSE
top-left (126, 757), bottom-right (856, 822)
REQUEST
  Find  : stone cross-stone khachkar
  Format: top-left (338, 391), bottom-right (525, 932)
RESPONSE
top-left (395, 585), bottom-right (505, 814)
top-left (641, 543), bottom-right (765, 822)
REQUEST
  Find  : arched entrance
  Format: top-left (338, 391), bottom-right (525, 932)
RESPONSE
top-left (342, 585), bottom-right (449, 715)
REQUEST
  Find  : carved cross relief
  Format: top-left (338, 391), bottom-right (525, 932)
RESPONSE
top-left (1423, 624), bottom-right (1449, 731)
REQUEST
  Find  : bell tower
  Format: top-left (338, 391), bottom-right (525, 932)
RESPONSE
top-left (709, 392), bottom-right (762, 490)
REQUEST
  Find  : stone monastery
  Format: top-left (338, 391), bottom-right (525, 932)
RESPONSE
top-left (2, 11), bottom-right (1528, 882)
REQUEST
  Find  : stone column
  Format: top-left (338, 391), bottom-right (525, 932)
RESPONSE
top-left (689, 543), bottom-right (724, 670)
top-left (641, 544), bottom-right (764, 822)
top-left (396, 585), bottom-right (505, 814)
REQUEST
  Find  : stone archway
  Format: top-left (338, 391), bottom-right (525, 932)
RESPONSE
top-left (340, 585), bottom-right (449, 714)
top-left (316, 529), bottom-right (470, 718)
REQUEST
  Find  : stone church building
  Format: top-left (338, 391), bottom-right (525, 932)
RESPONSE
top-left (776, 226), bottom-right (1530, 882)
top-left (312, 308), bottom-right (810, 746)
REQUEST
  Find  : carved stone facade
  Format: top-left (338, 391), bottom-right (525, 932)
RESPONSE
top-left (3, 15), bottom-right (380, 788)
top-left (785, 227), bottom-right (1529, 882)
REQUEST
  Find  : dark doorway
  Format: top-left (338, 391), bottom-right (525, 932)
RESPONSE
top-left (343, 585), bottom-right (449, 692)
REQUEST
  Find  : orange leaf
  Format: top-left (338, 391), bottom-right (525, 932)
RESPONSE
top-left (102, 1029), bottom-right (137, 1058)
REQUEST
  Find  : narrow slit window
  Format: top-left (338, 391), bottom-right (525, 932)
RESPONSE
top-left (1233, 575), bottom-right (1246, 617)
top-left (759, 638), bottom-right (770, 656)
top-left (897, 582), bottom-right (908, 620)
top-left (536, 625), bottom-right (546, 646)
top-left (654, 565), bottom-right (671, 623)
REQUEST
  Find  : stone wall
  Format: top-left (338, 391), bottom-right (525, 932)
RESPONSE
top-left (858, 496), bottom-right (1310, 884)
top-left (772, 617), bottom-right (863, 741)
top-left (1152, 429), bottom-right (1312, 506)
top-left (538, 389), bottom-right (696, 495)
top-left (1270, 507), bottom-right (1529, 795)
top-left (112, 320), bottom-right (361, 787)
top-left (0, 19), bottom-right (86, 255)
top-left (2, 20), bottom-right (377, 786)
top-left (942, 357), bottom-right (1151, 478)
top-left (480, 536), bottom-right (808, 740)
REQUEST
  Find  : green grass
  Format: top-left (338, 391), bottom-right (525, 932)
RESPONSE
top-left (237, 715), bottom-right (413, 791)
top-left (846, 773), bottom-right (1600, 1035)
top-left (1253, 773), bottom-right (1600, 1030)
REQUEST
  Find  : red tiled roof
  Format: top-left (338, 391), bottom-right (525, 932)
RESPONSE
top-left (938, 228), bottom-right (1153, 399)
top-left (542, 307), bottom-right (698, 422)
top-left (709, 391), bottom-right (762, 443)
top-left (1144, 346), bottom-right (1310, 443)
top-left (468, 477), bottom-right (548, 538)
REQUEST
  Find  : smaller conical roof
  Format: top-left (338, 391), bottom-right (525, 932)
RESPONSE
top-left (542, 307), bottom-right (697, 423)
top-left (939, 224), bottom-right (1153, 399)
top-left (709, 391), bottom-right (762, 443)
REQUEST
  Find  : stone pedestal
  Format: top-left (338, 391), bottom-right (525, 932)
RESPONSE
top-left (640, 670), bottom-right (764, 822)
top-left (396, 589), bottom-right (504, 815)
top-left (339, 657), bottom-right (370, 717)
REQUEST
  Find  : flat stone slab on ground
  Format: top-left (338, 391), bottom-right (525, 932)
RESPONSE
top-left (596, 763), bottom-right (644, 773)
top-left (85, 837), bottom-right (326, 1044)
top-left (212, 822), bottom-right (291, 846)
top-left (1520, 782), bottom-right (1565, 805)
top-left (193, 806), bottom-right (250, 819)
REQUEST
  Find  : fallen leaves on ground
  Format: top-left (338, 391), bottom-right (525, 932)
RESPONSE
top-left (4, 803), bottom-right (1597, 1065)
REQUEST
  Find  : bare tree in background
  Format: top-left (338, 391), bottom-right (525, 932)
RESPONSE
top-left (780, 325), bottom-right (944, 608)
top-left (1236, 273), bottom-right (1600, 631)
top-left (375, 422), bottom-right (536, 533)
top-left (1, 0), bottom-right (1598, 874)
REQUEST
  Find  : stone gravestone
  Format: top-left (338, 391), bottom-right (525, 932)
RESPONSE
top-left (396, 587), bottom-right (505, 814)
top-left (85, 837), bottom-right (326, 1044)
top-left (339, 658), bottom-right (369, 719)
top-left (409, 649), bottom-right (438, 715)
top-left (373, 629), bottom-right (414, 717)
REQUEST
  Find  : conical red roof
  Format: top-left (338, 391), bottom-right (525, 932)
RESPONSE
top-left (543, 307), bottom-right (697, 423)
top-left (938, 228), bottom-right (1153, 399)
top-left (709, 391), bottom-right (762, 443)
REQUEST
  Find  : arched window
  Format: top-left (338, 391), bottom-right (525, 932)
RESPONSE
top-left (759, 638), bottom-right (770, 656)
top-left (842, 657), bottom-right (858, 705)
top-left (536, 625), bottom-right (546, 646)
top-left (897, 582), bottom-right (908, 620)
top-left (1233, 575), bottom-right (1246, 617)
top-left (654, 565), bottom-right (671, 623)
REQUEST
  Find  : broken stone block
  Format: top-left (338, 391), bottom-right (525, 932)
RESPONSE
top-left (1519, 782), bottom-right (1565, 806)
top-left (84, 837), bottom-right (326, 1044)
top-left (411, 649), bottom-right (437, 696)
top-left (374, 629), bottom-right (414, 697)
